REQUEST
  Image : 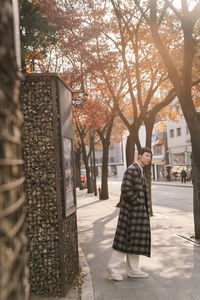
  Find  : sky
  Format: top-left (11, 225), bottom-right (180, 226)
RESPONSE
top-left (172, 0), bottom-right (198, 10)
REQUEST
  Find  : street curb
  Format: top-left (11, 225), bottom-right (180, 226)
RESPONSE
top-left (152, 181), bottom-right (193, 188)
top-left (79, 246), bottom-right (94, 300)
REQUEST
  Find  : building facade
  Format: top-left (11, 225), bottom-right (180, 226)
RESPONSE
top-left (93, 108), bottom-right (192, 182)
top-left (151, 121), bottom-right (168, 181)
top-left (95, 140), bottom-right (125, 178)
top-left (94, 127), bottom-right (147, 179)
top-left (166, 109), bottom-right (192, 181)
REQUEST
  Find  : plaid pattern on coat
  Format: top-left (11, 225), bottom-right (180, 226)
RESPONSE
top-left (112, 162), bottom-right (151, 257)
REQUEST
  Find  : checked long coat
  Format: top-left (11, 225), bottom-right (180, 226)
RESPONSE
top-left (112, 162), bottom-right (151, 257)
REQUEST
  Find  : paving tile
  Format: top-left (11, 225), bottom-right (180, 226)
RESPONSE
top-left (101, 287), bottom-right (136, 299)
top-left (123, 295), bottom-right (157, 300)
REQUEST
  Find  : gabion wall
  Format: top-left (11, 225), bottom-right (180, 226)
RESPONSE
top-left (20, 74), bottom-right (79, 297)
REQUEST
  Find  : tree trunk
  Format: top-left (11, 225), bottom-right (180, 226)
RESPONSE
top-left (89, 130), bottom-right (94, 193)
top-left (92, 139), bottom-right (97, 196)
top-left (149, 1), bottom-right (200, 238)
top-left (126, 133), bottom-right (135, 167)
top-left (190, 124), bottom-right (200, 239)
top-left (100, 140), bottom-right (110, 199)
top-left (0, 1), bottom-right (29, 299)
top-left (181, 24), bottom-right (200, 239)
top-left (144, 164), bottom-right (153, 216)
top-left (86, 165), bottom-right (93, 193)
top-left (97, 115), bottom-right (115, 200)
top-left (74, 148), bottom-right (84, 190)
top-left (145, 122), bottom-right (154, 216)
top-left (81, 142), bottom-right (93, 193)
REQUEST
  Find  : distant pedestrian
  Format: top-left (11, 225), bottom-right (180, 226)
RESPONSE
top-left (181, 169), bottom-right (187, 183)
top-left (107, 147), bottom-right (152, 281)
top-left (166, 170), bottom-right (170, 181)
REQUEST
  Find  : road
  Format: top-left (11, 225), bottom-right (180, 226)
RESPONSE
top-left (106, 178), bottom-right (193, 212)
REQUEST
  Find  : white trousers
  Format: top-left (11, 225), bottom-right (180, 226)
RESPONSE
top-left (108, 249), bottom-right (139, 273)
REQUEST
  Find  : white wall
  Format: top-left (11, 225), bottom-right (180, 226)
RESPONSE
top-left (167, 117), bottom-right (191, 152)
top-left (138, 125), bottom-right (146, 148)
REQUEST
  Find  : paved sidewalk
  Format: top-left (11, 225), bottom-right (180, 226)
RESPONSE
top-left (77, 189), bottom-right (200, 300)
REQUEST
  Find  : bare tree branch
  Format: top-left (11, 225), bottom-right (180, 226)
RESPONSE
top-left (181, 0), bottom-right (189, 15)
top-left (190, 0), bottom-right (200, 22)
top-left (166, 0), bottom-right (183, 21)
top-left (149, 0), bottom-right (182, 97)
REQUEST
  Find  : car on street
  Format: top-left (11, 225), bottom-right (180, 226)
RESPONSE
top-left (81, 170), bottom-right (86, 184)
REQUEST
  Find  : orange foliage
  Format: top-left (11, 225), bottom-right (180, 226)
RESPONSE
top-left (73, 95), bottom-right (114, 131)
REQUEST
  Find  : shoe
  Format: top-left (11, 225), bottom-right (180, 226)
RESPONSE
top-left (107, 268), bottom-right (123, 281)
top-left (127, 269), bottom-right (149, 278)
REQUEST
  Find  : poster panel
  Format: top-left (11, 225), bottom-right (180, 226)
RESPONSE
top-left (63, 137), bottom-right (76, 214)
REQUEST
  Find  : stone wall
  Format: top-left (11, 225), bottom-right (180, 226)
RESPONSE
top-left (20, 74), bottom-right (79, 297)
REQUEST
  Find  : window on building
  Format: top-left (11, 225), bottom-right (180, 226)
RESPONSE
top-left (186, 126), bottom-right (189, 134)
top-left (171, 153), bottom-right (185, 164)
top-left (153, 144), bottom-right (162, 155)
top-left (177, 127), bottom-right (181, 136)
top-left (170, 129), bottom-right (174, 137)
top-left (95, 158), bottom-right (99, 163)
top-left (110, 157), bottom-right (115, 163)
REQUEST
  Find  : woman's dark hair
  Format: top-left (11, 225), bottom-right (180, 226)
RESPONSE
top-left (138, 147), bottom-right (152, 157)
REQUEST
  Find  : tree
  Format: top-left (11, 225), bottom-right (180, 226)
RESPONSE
top-left (82, 0), bottom-right (175, 213)
top-left (60, 0), bottom-right (177, 208)
top-left (19, 0), bottom-right (57, 71)
top-left (74, 92), bottom-right (117, 199)
top-left (20, 0), bottom-right (107, 75)
top-left (133, 0), bottom-right (200, 239)
top-left (73, 105), bottom-right (94, 193)
top-left (73, 127), bottom-right (85, 190)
